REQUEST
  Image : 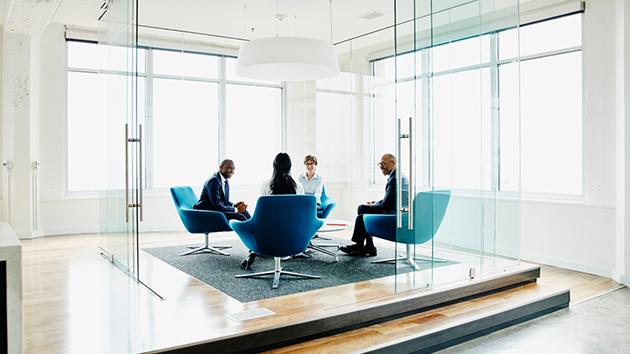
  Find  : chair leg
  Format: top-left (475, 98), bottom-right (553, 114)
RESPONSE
top-left (180, 233), bottom-right (232, 256)
top-left (307, 243), bottom-right (339, 262)
top-left (312, 234), bottom-right (332, 241)
top-left (235, 257), bottom-right (320, 289)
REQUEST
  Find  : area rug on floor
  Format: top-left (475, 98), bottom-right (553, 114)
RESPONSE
top-left (143, 237), bottom-right (458, 303)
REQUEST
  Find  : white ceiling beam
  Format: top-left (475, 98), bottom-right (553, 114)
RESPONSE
top-left (4, 0), bottom-right (62, 35)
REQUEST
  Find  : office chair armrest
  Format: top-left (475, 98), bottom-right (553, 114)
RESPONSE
top-left (363, 214), bottom-right (397, 242)
top-left (179, 208), bottom-right (232, 233)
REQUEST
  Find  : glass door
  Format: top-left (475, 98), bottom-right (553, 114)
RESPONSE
top-left (393, 0), bottom-right (521, 290)
top-left (98, 0), bottom-right (141, 279)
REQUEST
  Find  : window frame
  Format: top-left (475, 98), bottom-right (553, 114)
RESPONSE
top-left (370, 13), bottom-right (584, 200)
top-left (66, 40), bottom-right (284, 194)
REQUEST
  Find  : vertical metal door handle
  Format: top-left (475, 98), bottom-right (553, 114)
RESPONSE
top-left (125, 124), bottom-right (129, 223)
top-left (139, 124), bottom-right (143, 222)
top-left (408, 117), bottom-right (413, 230)
top-left (397, 118), bottom-right (403, 228)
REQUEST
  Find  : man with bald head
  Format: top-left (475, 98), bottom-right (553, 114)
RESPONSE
top-left (194, 159), bottom-right (251, 221)
top-left (341, 153), bottom-right (407, 257)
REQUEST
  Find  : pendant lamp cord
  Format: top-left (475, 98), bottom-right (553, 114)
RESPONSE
top-left (243, 5), bottom-right (246, 38)
top-left (276, 0), bottom-right (279, 36)
top-left (329, 0), bottom-right (333, 43)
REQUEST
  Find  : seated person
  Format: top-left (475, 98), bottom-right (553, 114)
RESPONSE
top-left (298, 154), bottom-right (324, 212)
top-left (194, 159), bottom-right (250, 221)
top-left (243, 152), bottom-right (304, 269)
top-left (340, 153), bottom-right (407, 257)
top-left (260, 152), bottom-right (305, 195)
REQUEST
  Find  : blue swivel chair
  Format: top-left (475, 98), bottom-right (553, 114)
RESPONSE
top-left (170, 186), bottom-right (233, 256)
top-left (310, 185), bottom-right (340, 259)
top-left (317, 185), bottom-right (337, 219)
top-left (364, 190), bottom-right (451, 270)
top-left (230, 195), bottom-right (324, 289)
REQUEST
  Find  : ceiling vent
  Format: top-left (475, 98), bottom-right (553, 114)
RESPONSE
top-left (360, 10), bottom-right (387, 20)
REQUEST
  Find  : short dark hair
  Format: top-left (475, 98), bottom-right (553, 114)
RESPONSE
top-left (220, 159), bottom-right (234, 167)
top-left (304, 155), bottom-right (318, 165)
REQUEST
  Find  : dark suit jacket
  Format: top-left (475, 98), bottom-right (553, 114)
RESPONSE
top-left (194, 172), bottom-right (234, 212)
top-left (372, 169), bottom-right (408, 214)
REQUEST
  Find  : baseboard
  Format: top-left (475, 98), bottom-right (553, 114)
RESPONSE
top-left (16, 229), bottom-right (45, 239)
top-left (521, 251), bottom-right (613, 279)
top-left (41, 224), bottom-right (184, 237)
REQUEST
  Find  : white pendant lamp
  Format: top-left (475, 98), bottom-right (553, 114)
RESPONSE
top-left (235, 36), bottom-right (340, 82)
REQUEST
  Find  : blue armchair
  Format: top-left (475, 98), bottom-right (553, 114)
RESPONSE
top-left (170, 186), bottom-right (233, 256)
top-left (230, 195), bottom-right (324, 289)
top-left (364, 190), bottom-right (451, 269)
top-left (317, 185), bottom-right (337, 219)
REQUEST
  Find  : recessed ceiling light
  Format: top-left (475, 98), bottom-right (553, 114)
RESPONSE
top-left (360, 11), bottom-right (387, 20)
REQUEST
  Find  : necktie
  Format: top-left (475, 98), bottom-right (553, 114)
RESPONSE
top-left (224, 179), bottom-right (230, 205)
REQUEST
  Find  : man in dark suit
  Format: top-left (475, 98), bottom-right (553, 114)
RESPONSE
top-left (341, 153), bottom-right (407, 257)
top-left (194, 159), bottom-right (251, 221)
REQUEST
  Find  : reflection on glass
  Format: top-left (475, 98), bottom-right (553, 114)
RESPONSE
top-left (152, 79), bottom-right (219, 188)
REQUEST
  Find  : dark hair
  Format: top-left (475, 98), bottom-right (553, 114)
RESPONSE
top-left (303, 155), bottom-right (318, 165)
top-left (270, 152), bottom-right (298, 195)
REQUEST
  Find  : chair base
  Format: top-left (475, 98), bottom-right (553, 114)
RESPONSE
top-left (180, 233), bottom-right (231, 256)
top-left (235, 257), bottom-right (320, 289)
top-left (371, 255), bottom-right (448, 270)
top-left (307, 243), bottom-right (339, 262)
top-left (306, 234), bottom-right (340, 262)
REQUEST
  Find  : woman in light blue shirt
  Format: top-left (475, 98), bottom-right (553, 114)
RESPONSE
top-left (298, 155), bottom-right (324, 212)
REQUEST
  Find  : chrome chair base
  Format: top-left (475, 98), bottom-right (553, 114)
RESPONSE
top-left (371, 256), bottom-right (448, 270)
top-left (306, 234), bottom-right (340, 262)
top-left (371, 245), bottom-right (447, 270)
top-left (180, 233), bottom-right (231, 256)
top-left (235, 257), bottom-right (320, 289)
top-left (307, 243), bottom-right (339, 262)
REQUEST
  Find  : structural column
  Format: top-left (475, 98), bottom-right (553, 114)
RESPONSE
top-left (2, 33), bottom-right (42, 239)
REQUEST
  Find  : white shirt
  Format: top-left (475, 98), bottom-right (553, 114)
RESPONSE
top-left (260, 177), bottom-right (305, 196)
top-left (218, 172), bottom-right (228, 196)
top-left (298, 172), bottom-right (324, 204)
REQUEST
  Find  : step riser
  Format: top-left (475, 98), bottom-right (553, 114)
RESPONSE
top-left (365, 290), bottom-right (570, 354)
top-left (159, 267), bottom-right (543, 354)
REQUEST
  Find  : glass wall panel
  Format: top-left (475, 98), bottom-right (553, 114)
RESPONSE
top-left (391, 0), bottom-right (521, 290)
top-left (98, 0), bottom-right (140, 278)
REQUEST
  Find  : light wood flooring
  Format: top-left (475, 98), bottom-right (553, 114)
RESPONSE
top-left (21, 231), bottom-right (623, 353)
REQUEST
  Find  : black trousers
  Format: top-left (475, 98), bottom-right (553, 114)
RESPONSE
top-left (351, 204), bottom-right (387, 247)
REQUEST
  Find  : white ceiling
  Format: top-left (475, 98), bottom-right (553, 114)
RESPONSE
top-left (53, 0), bottom-right (395, 45)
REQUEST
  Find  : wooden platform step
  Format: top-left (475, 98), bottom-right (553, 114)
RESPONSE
top-left (263, 281), bottom-right (570, 354)
top-left (156, 264), bottom-right (562, 354)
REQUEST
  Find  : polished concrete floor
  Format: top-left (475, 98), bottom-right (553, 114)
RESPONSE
top-left (436, 286), bottom-right (630, 354)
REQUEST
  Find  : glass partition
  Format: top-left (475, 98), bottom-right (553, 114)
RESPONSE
top-left (392, 0), bottom-right (521, 290)
top-left (97, 0), bottom-right (141, 279)
top-left (97, 0), bottom-right (521, 298)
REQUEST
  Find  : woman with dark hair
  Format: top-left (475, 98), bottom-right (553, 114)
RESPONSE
top-left (242, 153), bottom-right (304, 269)
top-left (260, 152), bottom-right (305, 195)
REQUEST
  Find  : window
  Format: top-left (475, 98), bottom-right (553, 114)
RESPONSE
top-left (67, 42), bottom-right (283, 192)
top-left (371, 14), bottom-right (583, 196)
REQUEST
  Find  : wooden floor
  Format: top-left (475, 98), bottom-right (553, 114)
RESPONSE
top-left (21, 231), bottom-right (623, 353)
